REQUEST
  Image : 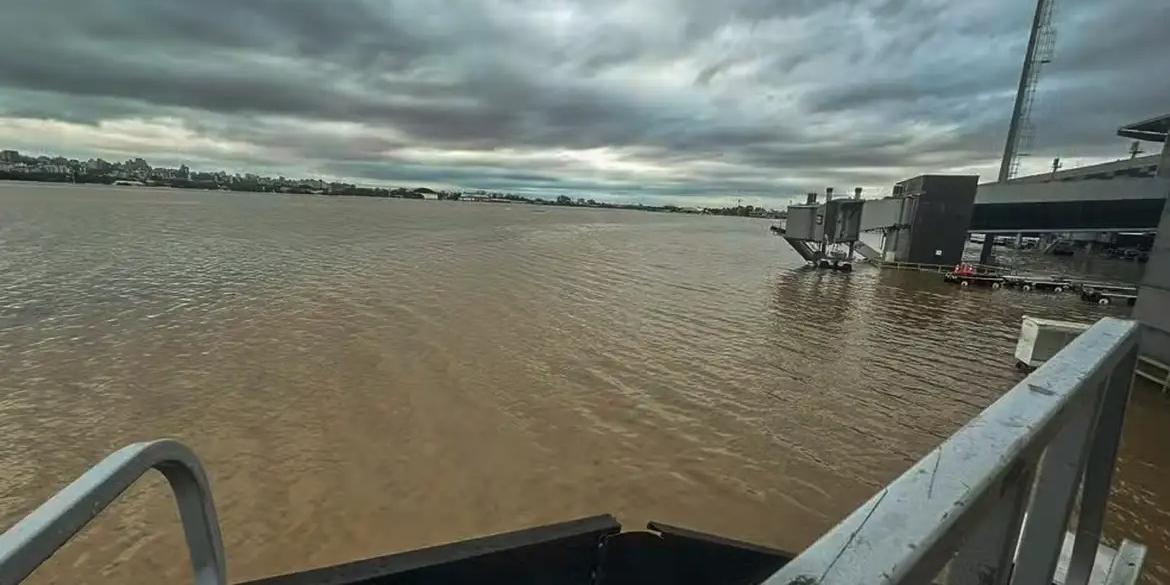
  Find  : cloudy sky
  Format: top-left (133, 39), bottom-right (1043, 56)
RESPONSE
top-left (1, 0), bottom-right (1167, 206)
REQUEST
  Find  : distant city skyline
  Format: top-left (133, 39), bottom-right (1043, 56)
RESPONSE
top-left (0, 146), bottom-right (785, 217)
top-left (0, 147), bottom-right (393, 193)
top-left (1, 1), bottom-right (1168, 207)
top-left (0, 145), bottom-right (776, 209)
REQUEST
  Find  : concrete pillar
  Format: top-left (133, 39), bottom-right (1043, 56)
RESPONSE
top-left (1015, 233), bottom-right (1023, 248)
top-left (980, 236), bottom-right (995, 264)
top-left (1135, 138), bottom-right (1170, 363)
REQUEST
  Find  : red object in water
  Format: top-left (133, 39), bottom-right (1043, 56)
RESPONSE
top-left (954, 263), bottom-right (977, 277)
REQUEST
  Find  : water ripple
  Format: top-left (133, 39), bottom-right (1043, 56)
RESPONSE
top-left (0, 183), bottom-right (1162, 584)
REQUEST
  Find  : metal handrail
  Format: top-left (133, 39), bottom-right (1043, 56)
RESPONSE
top-left (1136, 355), bottom-right (1170, 393)
top-left (0, 439), bottom-right (226, 585)
top-left (764, 317), bottom-right (1140, 585)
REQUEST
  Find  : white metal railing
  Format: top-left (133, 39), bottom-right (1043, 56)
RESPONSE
top-left (1135, 355), bottom-right (1170, 393)
top-left (765, 317), bottom-right (1141, 585)
top-left (0, 440), bottom-right (225, 585)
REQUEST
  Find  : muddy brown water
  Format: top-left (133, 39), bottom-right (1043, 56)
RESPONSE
top-left (1, 182), bottom-right (1165, 583)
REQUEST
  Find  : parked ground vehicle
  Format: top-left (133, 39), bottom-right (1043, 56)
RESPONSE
top-left (1081, 284), bottom-right (1138, 306)
top-left (1121, 249), bottom-right (1150, 263)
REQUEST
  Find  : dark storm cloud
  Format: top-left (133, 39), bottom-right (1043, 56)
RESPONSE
top-left (1, 0), bottom-right (1167, 203)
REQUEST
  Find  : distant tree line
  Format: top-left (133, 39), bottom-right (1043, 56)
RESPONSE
top-left (2, 148), bottom-right (786, 216)
top-left (702, 205), bottom-right (784, 218)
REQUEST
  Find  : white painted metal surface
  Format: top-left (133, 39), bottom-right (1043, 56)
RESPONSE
top-left (1051, 533), bottom-right (1146, 585)
top-left (1015, 316), bottom-right (1091, 368)
top-left (1135, 355), bottom-right (1170, 393)
top-left (764, 317), bottom-right (1141, 585)
top-left (0, 440), bottom-right (226, 585)
top-left (1100, 541), bottom-right (1148, 585)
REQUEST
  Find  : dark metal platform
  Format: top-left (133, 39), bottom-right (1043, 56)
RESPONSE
top-left (239, 515), bottom-right (792, 585)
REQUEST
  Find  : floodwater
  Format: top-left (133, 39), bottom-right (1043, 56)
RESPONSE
top-left (0, 182), bottom-right (1166, 583)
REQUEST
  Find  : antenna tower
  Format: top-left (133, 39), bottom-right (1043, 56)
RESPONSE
top-left (999, 0), bottom-right (1059, 181)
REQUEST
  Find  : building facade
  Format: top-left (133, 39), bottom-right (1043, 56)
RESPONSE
top-left (1124, 115), bottom-right (1170, 363)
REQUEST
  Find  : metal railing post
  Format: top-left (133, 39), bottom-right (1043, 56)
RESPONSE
top-left (0, 440), bottom-right (226, 585)
top-left (1065, 347), bottom-right (1139, 585)
top-left (1009, 388), bottom-right (1102, 585)
top-left (946, 463), bottom-right (1034, 585)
